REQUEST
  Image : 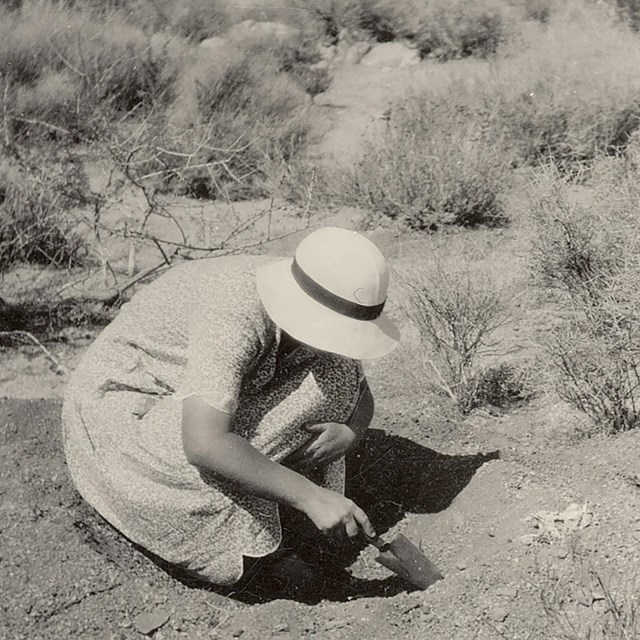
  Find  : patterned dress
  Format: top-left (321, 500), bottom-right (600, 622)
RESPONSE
top-left (62, 255), bottom-right (363, 585)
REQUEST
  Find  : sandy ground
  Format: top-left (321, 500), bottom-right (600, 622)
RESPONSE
top-left (3, 60), bottom-right (640, 640)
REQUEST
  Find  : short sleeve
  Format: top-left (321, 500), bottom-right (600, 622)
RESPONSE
top-left (175, 304), bottom-right (265, 414)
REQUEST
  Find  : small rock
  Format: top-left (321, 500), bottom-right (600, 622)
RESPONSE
top-left (149, 32), bottom-right (188, 63)
top-left (496, 585), bottom-right (519, 598)
top-left (318, 44), bottom-right (337, 61)
top-left (199, 36), bottom-right (228, 53)
top-left (488, 606), bottom-right (509, 623)
top-left (593, 599), bottom-right (608, 615)
top-left (345, 41), bottom-right (371, 64)
top-left (310, 60), bottom-right (329, 71)
top-left (134, 608), bottom-right (170, 636)
top-left (196, 37), bottom-right (242, 66)
top-left (227, 19), bottom-right (297, 42)
top-left (455, 560), bottom-right (467, 571)
top-left (360, 41), bottom-right (420, 68)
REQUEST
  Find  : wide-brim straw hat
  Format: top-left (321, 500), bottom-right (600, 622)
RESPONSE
top-left (256, 227), bottom-right (400, 360)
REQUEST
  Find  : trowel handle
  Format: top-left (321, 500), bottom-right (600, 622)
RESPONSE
top-left (363, 532), bottom-right (389, 551)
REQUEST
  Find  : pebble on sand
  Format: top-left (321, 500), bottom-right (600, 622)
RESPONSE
top-left (133, 608), bottom-right (170, 636)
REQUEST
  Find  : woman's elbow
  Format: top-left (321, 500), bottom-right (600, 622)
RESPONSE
top-left (181, 427), bottom-right (208, 467)
top-left (181, 398), bottom-right (232, 467)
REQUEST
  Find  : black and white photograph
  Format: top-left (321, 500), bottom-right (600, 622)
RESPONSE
top-left (2, 0), bottom-right (640, 638)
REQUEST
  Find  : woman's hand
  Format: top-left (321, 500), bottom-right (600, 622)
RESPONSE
top-left (283, 422), bottom-right (357, 472)
top-left (303, 486), bottom-right (375, 539)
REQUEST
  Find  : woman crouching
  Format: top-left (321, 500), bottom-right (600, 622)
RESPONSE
top-left (62, 227), bottom-right (400, 589)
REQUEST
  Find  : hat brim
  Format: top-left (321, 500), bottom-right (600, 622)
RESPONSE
top-left (256, 259), bottom-right (400, 360)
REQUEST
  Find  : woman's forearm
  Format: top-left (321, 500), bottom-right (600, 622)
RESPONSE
top-left (186, 431), bottom-right (320, 511)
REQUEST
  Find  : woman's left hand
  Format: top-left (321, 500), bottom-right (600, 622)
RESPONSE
top-left (284, 423), bottom-right (357, 472)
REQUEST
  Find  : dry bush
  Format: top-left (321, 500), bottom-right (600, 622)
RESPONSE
top-left (321, 88), bottom-right (508, 230)
top-left (68, 0), bottom-right (232, 41)
top-left (411, 0), bottom-right (509, 60)
top-left (483, 2), bottom-right (640, 173)
top-left (150, 41), bottom-right (311, 200)
top-left (355, 0), bottom-right (409, 42)
top-left (472, 361), bottom-right (537, 410)
top-left (0, 1), bottom-right (316, 198)
top-left (0, 151), bottom-right (90, 271)
top-left (531, 166), bottom-right (640, 433)
top-left (0, 2), bottom-right (180, 139)
top-left (290, 0), bottom-right (510, 59)
top-left (287, 0), bottom-right (367, 42)
top-left (400, 246), bottom-right (512, 414)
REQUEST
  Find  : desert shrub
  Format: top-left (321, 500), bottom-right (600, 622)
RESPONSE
top-left (0, 1), bottom-right (179, 139)
top-left (273, 38), bottom-right (332, 97)
top-left (401, 249), bottom-right (511, 414)
top-left (0, 153), bottom-right (89, 271)
top-left (168, 0), bottom-right (230, 41)
top-left (100, 0), bottom-right (230, 40)
top-left (355, 0), bottom-right (407, 41)
top-left (324, 88), bottom-right (508, 230)
top-left (531, 167), bottom-right (640, 432)
top-left (412, 0), bottom-right (508, 60)
top-left (484, 3), bottom-right (640, 172)
top-left (11, 72), bottom-right (85, 140)
top-left (288, 0), bottom-right (507, 59)
top-left (131, 47), bottom-right (310, 200)
top-left (288, 0), bottom-right (362, 42)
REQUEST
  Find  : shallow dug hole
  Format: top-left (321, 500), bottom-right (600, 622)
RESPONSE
top-left (0, 397), bottom-right (508, 638)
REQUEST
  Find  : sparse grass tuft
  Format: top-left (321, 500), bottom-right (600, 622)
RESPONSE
top-left (541, 544), bottom-right (640, 639)
top-left (472, 361), bottom-right (537, 411)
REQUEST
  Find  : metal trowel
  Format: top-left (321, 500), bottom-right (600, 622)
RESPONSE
top-left (365, 533), bottom-right (443, 590)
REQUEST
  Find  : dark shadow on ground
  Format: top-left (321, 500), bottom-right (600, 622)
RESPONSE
top-left (147, 428), bottom-right (499, 604)
top-left (347, 428), bottom-right (500, 535)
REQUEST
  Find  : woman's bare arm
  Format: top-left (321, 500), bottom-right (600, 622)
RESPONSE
top-left (181, 395), bottom-right (375, 537)
top-left (182, 396), bottom-right (317, 509)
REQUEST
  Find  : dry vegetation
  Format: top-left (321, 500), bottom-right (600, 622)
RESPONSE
top-left (530, 164), bottom-right (640, 433)
top-left (3, 0), bottom-right (640, 433)
top-left (5, 2), bottom-right (640, 636)
top-left (399, 245), bottom-right (515, 414)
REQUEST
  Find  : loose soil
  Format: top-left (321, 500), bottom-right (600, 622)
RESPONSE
top-left (2, 61), bottom-right (640, 640)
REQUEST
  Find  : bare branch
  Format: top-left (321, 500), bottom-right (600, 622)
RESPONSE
top-left (0, 331), bottom-right (68, 375)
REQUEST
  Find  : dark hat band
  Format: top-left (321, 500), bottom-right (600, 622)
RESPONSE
top-left (291, 258), bottom-right (385, 321)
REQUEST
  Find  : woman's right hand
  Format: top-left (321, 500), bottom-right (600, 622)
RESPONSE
top-left (303, 487), bottom-right (375, 539)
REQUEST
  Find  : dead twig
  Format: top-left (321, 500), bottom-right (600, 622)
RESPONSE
top-left (0, 331), bottom-right (68, 375)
